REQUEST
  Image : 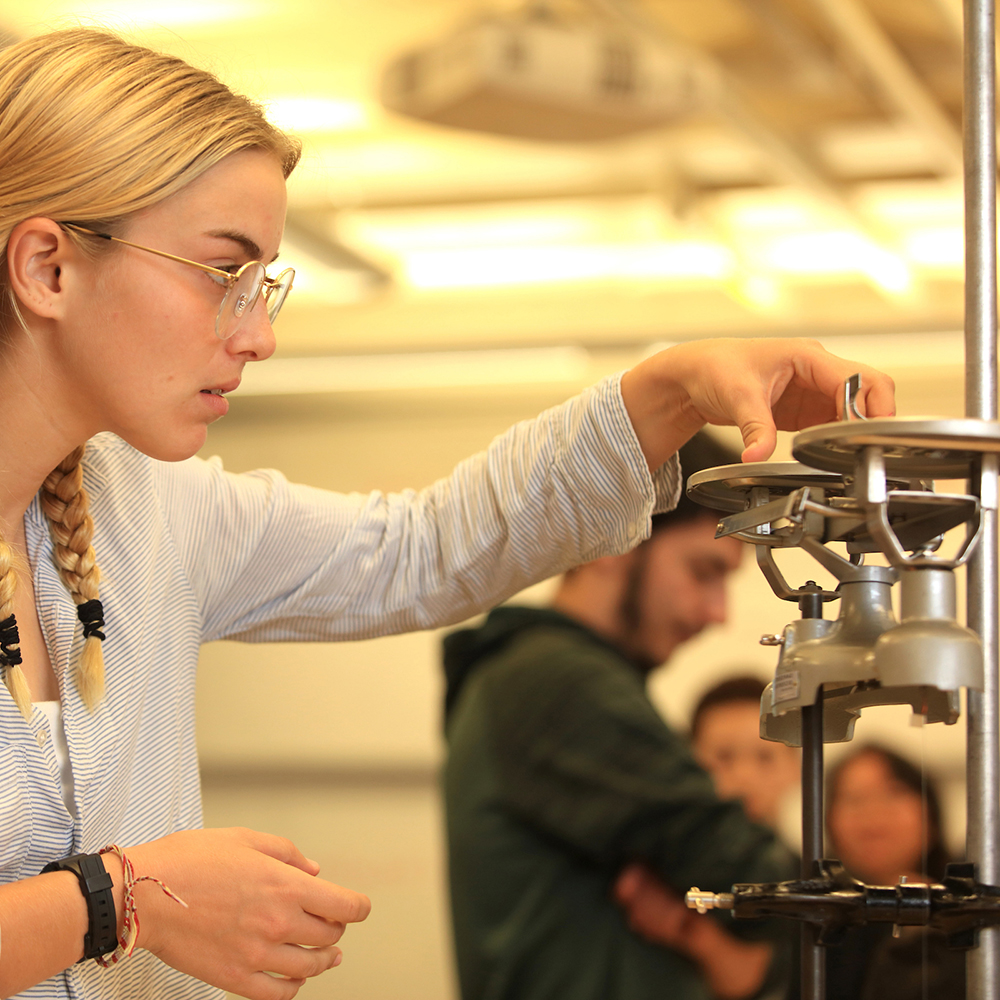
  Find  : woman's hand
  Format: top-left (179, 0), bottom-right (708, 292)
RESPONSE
top-left (127, 827), bottom-right (371, 1000)
top-left (620, 337), bottom-right (896, 469)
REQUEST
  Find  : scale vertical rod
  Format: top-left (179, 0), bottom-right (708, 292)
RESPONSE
top-left (800, 699), bottom-right (825, 1000)
top-left (799, 588), bottom-right (825, 1000)
top-left (964, 0), bottom-right (999, 996)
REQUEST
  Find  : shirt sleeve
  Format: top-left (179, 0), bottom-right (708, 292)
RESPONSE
top-left (482, 628), bottom-right (793, 896)
top-left (154, 373), bottom-right (682, 643)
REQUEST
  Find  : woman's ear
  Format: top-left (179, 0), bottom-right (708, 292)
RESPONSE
top-left (6, 217), bottom-right (77, 320)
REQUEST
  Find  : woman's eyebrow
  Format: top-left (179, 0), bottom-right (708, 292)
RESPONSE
top-left (204, 228), bottom-right (280, 263)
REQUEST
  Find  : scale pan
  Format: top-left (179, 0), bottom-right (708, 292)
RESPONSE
top-left (792, 418), bottom-right (1000, 478)
top-left (686, 461), bottom-right (905, 513)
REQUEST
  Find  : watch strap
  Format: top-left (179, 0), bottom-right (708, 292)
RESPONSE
top-left (42, 852), bottom-right (117, 960)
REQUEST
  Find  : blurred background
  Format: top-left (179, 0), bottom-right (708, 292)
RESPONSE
top-left (0, 0), bottom-right (978, 996)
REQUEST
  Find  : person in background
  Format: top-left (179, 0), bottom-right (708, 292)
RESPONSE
top-left (820, 744), bottom-right (963, 1000)
top-left (443, 433), bottom-right (798, 1000)
top-left (613, 676), bottom-right (801, 1000)
top-left (827, 743), bottom-right (947, 886)
top-left (691, 675), bottom-right (801, 834)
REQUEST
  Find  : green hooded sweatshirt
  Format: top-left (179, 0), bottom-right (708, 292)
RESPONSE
top-left (443, 606), bottom-right (795, 1000)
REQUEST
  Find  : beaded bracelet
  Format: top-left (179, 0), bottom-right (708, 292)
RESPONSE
top-left (96, 844), bottom-right (188, 966)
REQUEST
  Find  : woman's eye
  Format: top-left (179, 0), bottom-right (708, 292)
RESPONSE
top-left (207, 268), bottom-right (237, 286)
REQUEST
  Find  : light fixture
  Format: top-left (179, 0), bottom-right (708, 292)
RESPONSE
top-left (265, 97), bottom-right (368, 133)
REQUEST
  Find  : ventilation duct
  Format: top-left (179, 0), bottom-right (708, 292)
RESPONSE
top-left (380, 10), bottom-right (705, 142)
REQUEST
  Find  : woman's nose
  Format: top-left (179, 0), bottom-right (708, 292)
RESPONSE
top-left (229, 298), bottom-right (277, 361)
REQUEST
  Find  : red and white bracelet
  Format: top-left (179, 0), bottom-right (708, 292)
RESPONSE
top-left (96, 844), bottom-right (188, 966)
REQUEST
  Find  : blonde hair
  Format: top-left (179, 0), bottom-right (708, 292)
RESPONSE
top-left (0, 28), bottom-right (301, 716)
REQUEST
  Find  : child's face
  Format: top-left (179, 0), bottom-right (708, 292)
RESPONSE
top-left (827, 752), bottom-right (928, 884)
top-left (693, 700), bottom-right (800, 826)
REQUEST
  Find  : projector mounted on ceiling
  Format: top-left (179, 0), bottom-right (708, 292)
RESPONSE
top-left (380, 10), bottom-right (706, 142)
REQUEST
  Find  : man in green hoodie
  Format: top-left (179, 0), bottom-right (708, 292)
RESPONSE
top-left (442, 432), bottom-right (795, 1000)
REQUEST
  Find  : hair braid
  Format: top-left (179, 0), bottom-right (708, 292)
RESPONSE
top-left (0, 537), bottom-right (31, 718)
top-left (40, 446), bottom-right (105, 710)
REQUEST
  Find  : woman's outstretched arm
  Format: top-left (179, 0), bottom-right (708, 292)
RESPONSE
top-left (159, 337), bottom-right (896, 644)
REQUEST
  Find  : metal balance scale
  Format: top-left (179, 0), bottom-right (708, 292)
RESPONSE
top-left (683, 377), bottom-right (1000, 999)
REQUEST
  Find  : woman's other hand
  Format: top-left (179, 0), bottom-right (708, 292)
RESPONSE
top-left (620, 337), bottom-right (896, 469)
top-left (128, 827), bottom-right (371, 1000)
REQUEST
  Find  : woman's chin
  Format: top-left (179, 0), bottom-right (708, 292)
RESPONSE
top-left (121, 427), bottom-right (209, 463)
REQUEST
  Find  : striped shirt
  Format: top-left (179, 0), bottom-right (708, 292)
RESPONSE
top-left (0, 372), bottom-right (679, 999)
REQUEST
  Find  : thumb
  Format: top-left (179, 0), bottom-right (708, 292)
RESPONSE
top-left (734, 394), bottom-right (778, 463)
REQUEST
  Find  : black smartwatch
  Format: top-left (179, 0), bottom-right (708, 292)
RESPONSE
top-left (42, 852), bottom-right (118, 960)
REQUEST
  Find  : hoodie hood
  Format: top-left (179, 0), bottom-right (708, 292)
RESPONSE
top-left (443, 605), bottom-right (615, 721)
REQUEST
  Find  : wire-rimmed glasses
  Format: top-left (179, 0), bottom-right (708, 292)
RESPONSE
top-left (61, 223), bottom-right (294, 340)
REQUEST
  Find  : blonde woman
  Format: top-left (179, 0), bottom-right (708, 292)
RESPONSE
top-left (0, 27), bottom-right (894, 1000)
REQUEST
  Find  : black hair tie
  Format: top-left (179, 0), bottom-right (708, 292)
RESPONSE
top-left (76, 599), bottom-right (106, 641)
top-left (0, 614), bottom-right (22, 666)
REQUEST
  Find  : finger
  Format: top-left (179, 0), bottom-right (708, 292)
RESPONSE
top-left (613, 864), bottom-right (644, 903)
top-left (282, 913), bottom-right (347, 948)
top-left (793, 350), bottom-right (894, 422)
top-left (857, 367), bottom-right (896, 418)
top-left (301, 880), bottom-right (371, 925)
top-left (238, 828), bottom-right (318, 876)
top-left (734, 399), bottom-right (778, 464)
top-left (266, 943), bottom-right (344, 981)
top-left (235, 971), bottom-right (306, 1000)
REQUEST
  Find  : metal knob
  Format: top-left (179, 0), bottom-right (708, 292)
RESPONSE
top-left (686, 888), bottom-right (735, 914)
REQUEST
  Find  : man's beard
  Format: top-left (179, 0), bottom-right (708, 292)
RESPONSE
top-left (614, 544), bottom-right (662, 676)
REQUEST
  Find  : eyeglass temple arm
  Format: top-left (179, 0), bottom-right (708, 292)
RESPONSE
top-left (62, 224), bottom-right (237, 281)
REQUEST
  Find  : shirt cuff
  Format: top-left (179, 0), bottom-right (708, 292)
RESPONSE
top-left (564, 371), bottom-right (683, 555)
top-left (605, 369), bottom-right (683, 515)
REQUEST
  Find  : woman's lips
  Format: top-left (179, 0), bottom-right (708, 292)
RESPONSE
top-left (199, 387), bottom-right (231, 416)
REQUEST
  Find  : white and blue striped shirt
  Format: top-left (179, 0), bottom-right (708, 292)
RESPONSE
top-left (0, 372), bottom-right (679, 999)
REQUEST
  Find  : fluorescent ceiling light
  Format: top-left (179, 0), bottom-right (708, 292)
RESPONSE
top-left (338, 197), bottom-right (672, 253)
top-left (266, 97), bottom-right (368, 133)
top-left (235, 347), bottom-right (591, 396)
top-left (900, 227), bottom-right (964, 269)
top-left (763, 231), bottom-right (913, 294)
top-left (403, 241), bottom-right (733, 290)
top-left (345, 210), bottom-right (599, 252)
top-left (855, 181), bottom-right (962, 225)
top-left (720, 200), bottom-right (820, 231)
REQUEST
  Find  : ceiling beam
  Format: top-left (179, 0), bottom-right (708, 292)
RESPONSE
top-left (805, 0), bottom-right (963, 176)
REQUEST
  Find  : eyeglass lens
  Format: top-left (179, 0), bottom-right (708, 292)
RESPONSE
top-left (217, 264), bottom-right (295, 340)
top-left (265, 269), bottom-right (294, 322)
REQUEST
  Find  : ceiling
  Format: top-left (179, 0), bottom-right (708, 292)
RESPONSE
top-left (0, 0), bottom-right (973, 368)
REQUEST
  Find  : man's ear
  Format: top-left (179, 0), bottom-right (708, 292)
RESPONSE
top-left (582, 549), bottom-right (638, 581)
top-left (579, 549), bottom-right (635, 586)
top-left (6, 217), bottom-right (77, 320)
